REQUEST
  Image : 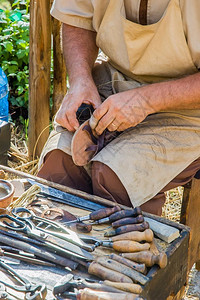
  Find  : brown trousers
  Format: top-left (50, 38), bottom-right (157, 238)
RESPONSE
top-left (38, 149), bottom-right (200, 216)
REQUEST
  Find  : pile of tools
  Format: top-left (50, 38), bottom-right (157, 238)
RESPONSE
top-left (0, 201), bottom-right (168, 300)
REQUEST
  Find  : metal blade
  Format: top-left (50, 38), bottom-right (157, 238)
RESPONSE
top-left (28, 179), bottom-right (105, 211)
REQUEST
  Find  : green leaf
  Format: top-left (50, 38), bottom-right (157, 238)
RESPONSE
top-left (4, 41), bottom-right (13, 52)
top-left (17, 86), bottom-right (24, 95)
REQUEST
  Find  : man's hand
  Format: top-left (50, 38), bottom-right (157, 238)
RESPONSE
top-left (91, 88), bottom-right (154, 135)
top-left (55, 79), bottom-right (101, 131)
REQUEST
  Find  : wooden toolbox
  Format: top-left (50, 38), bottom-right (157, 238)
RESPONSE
top-left (0, 193), bottom-right (190, 300)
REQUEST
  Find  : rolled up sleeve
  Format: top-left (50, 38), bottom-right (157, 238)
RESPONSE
top-left (51, 0), bottom-right (95, 31)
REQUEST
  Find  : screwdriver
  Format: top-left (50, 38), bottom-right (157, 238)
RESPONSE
top-left (63, 206), bottom-right (121, 224)
top-left (91, 207), bottom-right (142, 225)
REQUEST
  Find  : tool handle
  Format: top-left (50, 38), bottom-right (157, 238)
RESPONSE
top-left (95, 257), bottom-right (149, 285)
top-left (111, 229), bottom-right (153, 243)
top-left (109, 207), bottom-right (142, 222)
top-left (112, 215), bottom-right (144, 228)
top-left (104, 222), bottom-right (149, 237)
top-left (88, 261), bottom-right (133, 283)
top-left (104, 281), bottom-right (143, 294)
top-left (112, 241), bottom-right (150, 253)
top-left (121, 251), bottom-right (167, 268)
top-left (79, 288), bottom-right (142, 300)
top-left (90, 206), bottom-right (121, 221)
top-left (109, 253), bottom-right (146, 274)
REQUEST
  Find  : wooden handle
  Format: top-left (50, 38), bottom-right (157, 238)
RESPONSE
top-left (112, 240), bottom-right (150, 253)
top-left (80, 288), bottom-right (142, 300)
top-left (109, 253), bottom-right (146, 274)
top-left (111, 229), bottom-right (153, 243)
top-left (95, 257), bottom-right (149, 285)
top-left (109, 208), bottom-right (142, 222)
top-left (104, 281), bottom-right (143, 294)
top-left (90, 206), bottom-right (121, 221)
top-left (121, 251), bottom-right (168, 268)
top-left (105, 222), bottom-right (149, 237)
top-left (112, 215), bottom-right (144, 228)
top-left (88, 261), bottom-right (133, 283)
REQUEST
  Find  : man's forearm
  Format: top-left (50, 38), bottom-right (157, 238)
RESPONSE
top-left (62, 24), bottom-right (98, 84)
top-left (142, 72), bottom-right (200, 113)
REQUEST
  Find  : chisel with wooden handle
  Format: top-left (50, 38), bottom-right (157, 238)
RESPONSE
top-left (112, 215), bottom-right (144, 228)
top-left (110, 229), bottom-right (154, 243)
top-left (76, 288), bottom-right (143, 300)
top-left (92, 207), bottom-right (142, 225)
top-left (104, 222), bottom-right (149, 237)
top-left (64, 206), bottom-right (121, 224)
top-left (104, 240), bottom-right (150, 253)
top-left (95, 256), bottom-right (149, 285)
top-left (121, 250), bottom-right (168, 268)
top-left (109, 253), bottom-right (147, 274)
top-left (103, 281), bottom-right (143, 294)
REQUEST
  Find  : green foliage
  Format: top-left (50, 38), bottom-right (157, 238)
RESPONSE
top-left (0, 0), bottom-right (29, 111)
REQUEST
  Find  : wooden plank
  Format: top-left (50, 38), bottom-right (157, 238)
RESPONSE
top-left (181, 178), bottom-right (200, 270)
top-left (52, 18), bottom-right (67, 116)
top-left (28, 0), bottom-right (51, 157)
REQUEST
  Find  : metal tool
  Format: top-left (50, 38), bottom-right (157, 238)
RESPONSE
top-left (0, 282), bottom-right (16, 300)
top-left (0, 212), bottom-right (93, 261)
top-left (28, 179), bottom-right (105, 211)
top-left (0, 259), bottom-right (47, 299)
top-left (62, 206), bottom-right (121, 225)
top-left (53, 274), bottom-right (124, 296)
top-left (12, 207), bottom-right (94, 252)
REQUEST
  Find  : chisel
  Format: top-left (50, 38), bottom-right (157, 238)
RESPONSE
top-left (110, 229), bottom-right (154, 243)
top-left (103, 281), bottom-right (143, 294)
top-left (95, 256), bottom-right (149, 285)
top-left (109, 253), bottom-right (147, 274)
top-left (63, 206), bottom-right (121, 225)
top-left (121, 250), bottom-right (168, 268)
top-left (112, 215), bottom-right (144, 228)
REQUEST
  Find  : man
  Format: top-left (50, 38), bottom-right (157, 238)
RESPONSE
top-left (38, 0), bottom-right (200, 216)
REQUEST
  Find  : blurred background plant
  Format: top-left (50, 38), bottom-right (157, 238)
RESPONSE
top-left (0, 0), bottom-right (30, 126)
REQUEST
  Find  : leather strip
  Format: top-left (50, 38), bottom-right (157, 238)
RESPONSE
top-left (139, 0), bottom-right (148, 25)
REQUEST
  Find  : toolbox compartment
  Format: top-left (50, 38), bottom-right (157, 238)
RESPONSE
top-left (0, 120), bottom-right (11, 165)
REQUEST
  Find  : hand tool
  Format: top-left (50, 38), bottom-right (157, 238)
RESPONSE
top-left (53, 274), bottom-right (124, 295)
top-left (108, 253), bottom-right (146, 274)
top-left (0, 231), bottom-right (79, 270)
top-left (103, 281), bottom-right (143, 294)
top-left (0, 259), bottom-right (47, 299)
top-left (91, 207), bottom-right (142, 225)
top-left (104, 222), bottom-right (149, 237)
top-left (62, 206), bottom-right (121, 225)
top-left (28, 179), bottom-right (105, 211)
top-left (121, 250), bottom-right (168, 268)
top-left (41, 207), bottom-right (92, 232)
top-left (110, 229), bottom-right (154, 243)
top-left (12, 207), bottom-right (94, 252)
top-left (75, 288), bottom-right (143, 300)
top-left (0, 246), bottom-right (56, 267)
top-left (112, 215), bottom-right (144, 228)
top-left (0, 213), bottom-right (93, 261)
top-left (144, 217), bottom-right (180, 243)
top-left (95, 256), bottom-right (149, 285)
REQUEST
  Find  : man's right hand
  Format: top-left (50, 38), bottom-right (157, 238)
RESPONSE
top-left (55, 79), bottom-right (101, 132)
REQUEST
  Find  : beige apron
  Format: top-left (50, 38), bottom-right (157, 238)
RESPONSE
top-left (40, 0), bottom-right (200, 207)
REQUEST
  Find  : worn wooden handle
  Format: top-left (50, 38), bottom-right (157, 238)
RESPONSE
top-left (105, 222), bottom-right (149, 237)
top-left (90, 206), bottom-right (121, 221)
top-left (121, 251), bottom-right (168, 268)
top-left (95, 257), bottom-right (149, 285)
top-left (112, 240), bottom-right (150, 253)
top-left (109, 253), bottom-right (146, 274)
top-left (79, 288), bottom-right (142, 300)
top-left (111, 229), bottom-right (153, 243)
top-left (112, 215), bottom-right (144, 228)
top-left (104, 281), bottom-right (143, 294)
top-left (88, 261), bottom-right (133, 283)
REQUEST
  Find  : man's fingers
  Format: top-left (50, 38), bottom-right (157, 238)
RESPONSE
top-left (93, 101), bottom-right (109, 121)
top-left (107, 119), bottom-right (121, 132)
top-left (67, 109), bottom-right (80, 131)
top-left (89, 115), bottom-right (99, 129)
top-left (95, 112), bottom-right (115, 135)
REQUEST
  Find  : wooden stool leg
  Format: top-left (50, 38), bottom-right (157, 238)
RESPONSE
top-left (181, 178), bottom-right (200, 270)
